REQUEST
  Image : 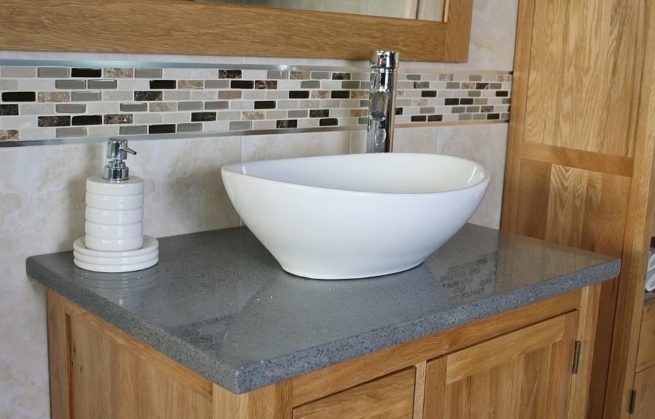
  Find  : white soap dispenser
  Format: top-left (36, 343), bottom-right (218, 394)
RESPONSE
top-left (73, 138), bottom-right (159, 273)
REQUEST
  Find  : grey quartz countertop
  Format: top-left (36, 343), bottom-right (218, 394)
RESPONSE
top-left (26, 224), bottom-right (620, 394)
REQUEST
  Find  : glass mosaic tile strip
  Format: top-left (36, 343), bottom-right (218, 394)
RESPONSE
top-left (0, 63), bottom-right (511, 142)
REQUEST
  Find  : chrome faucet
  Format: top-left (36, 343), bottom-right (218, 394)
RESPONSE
top-left (366, 50), bottom-right (399, 153)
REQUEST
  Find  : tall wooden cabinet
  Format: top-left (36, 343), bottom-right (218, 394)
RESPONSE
top-left (502, 0), bottom-right (655, 417)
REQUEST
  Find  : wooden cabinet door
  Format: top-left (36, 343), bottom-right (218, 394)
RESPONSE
top-left (633, 364), bottom-right (655, 419)
top-left (423, 313), bottom-right (578, 419)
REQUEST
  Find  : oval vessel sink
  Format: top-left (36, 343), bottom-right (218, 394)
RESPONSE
top-left (222, 153), bottom-right (489, 279)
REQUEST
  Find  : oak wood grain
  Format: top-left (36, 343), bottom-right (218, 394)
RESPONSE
top-left (292, 368), bottom-right (415, 419)
top-left (424, 313), bottom-right (578, 419)
top-left (0, 0), bottom-right (472, 62)
top-left (636, 302), bottom-right (655, 373)
top-left (633, 364), bottom-right (655, 419)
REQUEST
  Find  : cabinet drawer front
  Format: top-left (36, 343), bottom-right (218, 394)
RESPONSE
top-left (293, 368), bottom-right (415, 419)
top-left (637, 302), bottom-right (655, 372)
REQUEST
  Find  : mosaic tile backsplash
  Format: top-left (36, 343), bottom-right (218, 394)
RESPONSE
top-left (0, 64), bottom-right (511, 141)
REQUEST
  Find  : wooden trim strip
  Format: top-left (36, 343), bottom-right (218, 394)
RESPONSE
top-left (0, 0), bottom-right (472, 62)
top-left (521, 142), bottom-right (634, 177)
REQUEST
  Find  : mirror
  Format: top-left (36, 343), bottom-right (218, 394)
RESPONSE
top-left (195, 0), bottom-right (445, 21)
top-left (0, 0), bottom-right (471, 62)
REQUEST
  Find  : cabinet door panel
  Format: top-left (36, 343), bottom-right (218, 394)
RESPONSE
top-left (633, 364), bottom-right (655, 419)
top-left (636, 302), bottom-right (655, 372)
top-left (424, 313), bottom-right (578, 419)
top-left (293, 368), bottom-right (415, 419)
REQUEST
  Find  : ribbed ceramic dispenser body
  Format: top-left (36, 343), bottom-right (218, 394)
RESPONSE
top-left (84, 175), bottom-right (144, 252)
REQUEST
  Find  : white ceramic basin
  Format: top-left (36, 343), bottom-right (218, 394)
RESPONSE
top-left (221, 153), bottom-right (489, 279)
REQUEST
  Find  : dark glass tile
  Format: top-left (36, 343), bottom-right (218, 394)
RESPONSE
top-left (254, 101), bottom-right (276, 109)
top-left (276, 119), bottom-right (298, 129)
top-left (231, 80), bottom-right (254, 89)
top-left (38, 116), bottom-right (70, 127)
top-left (481, 105), bottom-right (494, 113)
top-left (331, 91), bottom-right (350, 99)
top-left (421, 90), bottom-right (437, 98)
top-left (71, 68), bottom-right (102, 78)
top-left (427, 115), bottom-right (443, 122)
top-left (255, 80), bottom-right (277, 89)
top-left (309, 109), bottom-right (329, 118)
top-left (411, 115), bottom-right (427, 122)
top-left (104, 114), bottom-right (133, 124)
top-left (0, 104), bottom-right (18, 115)
top-left (331, 72), bottom-right (351, 80)
top-left (134, 91), bottom-right (162, 101)
top-left (219, 70), bottom-right (242, 79)
top-left (395, 107), bottom-right (403, 115)
top-left (191, 112), bottom-right (217, 122)
top-left (149, 80), bottom-right (176, 89)
top-left (445, 98), bottom-right (459, 105)
top-left (487, 113), bottom-right (501, 120)
top-left (496, 91), bottom-right (509, 97)
top-left (460, 98), bottom-right (474, 105)
top-left (289, 90), bottom-right (310, 99)
top-left (319, 118), bottom-right (338, 126)
top-left (2, 92), bottom-right (35, 102)
top-left (413, 81), bottom-right (429, 89)
top-left (72, 115), bottom-right (102, 126)
top-left (148, 124), bottom-right (176, 134)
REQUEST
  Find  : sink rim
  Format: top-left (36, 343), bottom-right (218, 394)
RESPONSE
top-left (221, 152), bottom-right (490, 196)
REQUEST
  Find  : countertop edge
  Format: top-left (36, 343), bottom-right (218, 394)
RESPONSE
top-left (26, 252), bottom-right (621, 395)
top-left (227, 258), bottom-right (620, 392)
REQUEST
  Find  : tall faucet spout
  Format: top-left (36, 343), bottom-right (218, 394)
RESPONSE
top-left (366, 50), bottom-right (399, 153)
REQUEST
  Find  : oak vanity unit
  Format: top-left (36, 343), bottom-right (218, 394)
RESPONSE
top-left (27, 224), bottom-right (620, 418)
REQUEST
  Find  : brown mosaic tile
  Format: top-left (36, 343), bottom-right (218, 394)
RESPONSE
top-left (178, 80), bottom-right (204, 89)
top-left (134, 91), bottom-right (162, 101)
top-left (255, 80), bottom-right (277, 89)
top-left (104, 114), bottom-right (133, 124)
top-left (350, 109), bottom-right (367, 117)
top-left (242, 111), bottom-right (265, 120)
top-left (149, 102), bottom-right (177, 112)
top-left (438, 73), bottom-right (453, 81)
top-left (290, 71), bottom-right (310, 80)
top-left (104, 68), bottom-right (134, 78)
top-left (350, 90), bottom-right (368, 99)
top-left (218, 90), bottom-right (241, 99)
top-left (0, 129), bottom-right (18, 140)
top-left (38, 116), bottom-right (70, 127)
top-left (310, 90), bottom-right (330, 99)
top-left (219, 69), bottom-right (242, 79)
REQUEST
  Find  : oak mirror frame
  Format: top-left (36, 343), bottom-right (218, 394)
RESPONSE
top-left (0, 0), bottom-right (472, 62)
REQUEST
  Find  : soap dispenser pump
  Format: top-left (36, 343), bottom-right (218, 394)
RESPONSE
top-left (74, 137), bottom-right (159, 273)
top-left (103, 138), bottom-right (136, 181)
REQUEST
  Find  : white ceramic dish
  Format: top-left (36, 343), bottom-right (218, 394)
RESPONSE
top-left (222, 153), bottom-right (489, 279)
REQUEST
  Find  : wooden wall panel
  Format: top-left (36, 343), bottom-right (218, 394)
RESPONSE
top-left (503, 0), bottom-right (655, 416)
top-left (523, 0), bottom-right (643, 157)
top-left (511, 160), bottom-right (630, 257)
